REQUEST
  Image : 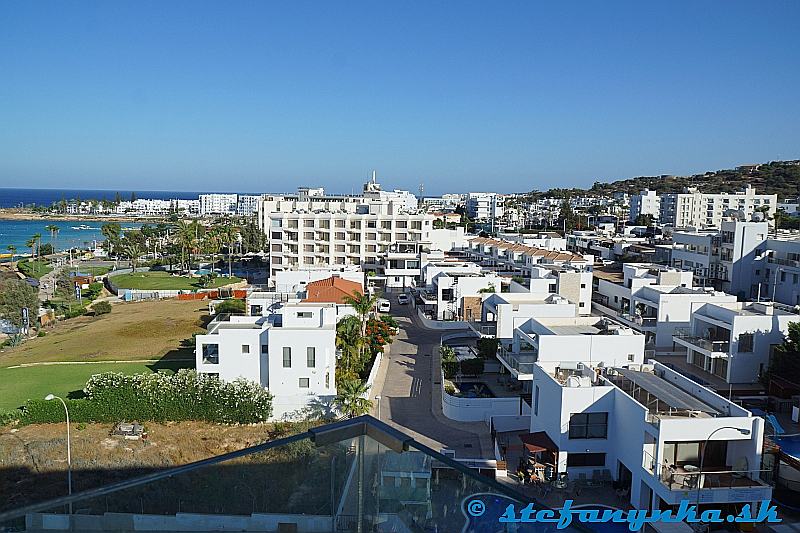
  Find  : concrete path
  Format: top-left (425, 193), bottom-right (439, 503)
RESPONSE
top-left (369, 294), bottom-right (493, 459)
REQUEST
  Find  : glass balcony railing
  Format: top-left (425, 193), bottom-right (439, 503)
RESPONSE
top-left (498, 346), bottom-right (536, 375)
top-left (0, 416), bottom-right (582, 533)
top-left (673, 328), bottom-right (730, 353)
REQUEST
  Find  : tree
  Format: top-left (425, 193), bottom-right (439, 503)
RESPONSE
top-left (25, 237), bottom-right (37, 274)
top-left (343, 290), bottom-right (380, 338)
top-left (45, 224), bottom-right (60, 252)
top-left (6, 244), bottom-right (16, 262)
top-left (763, 322), bottom-right (800, 386)
top-left (120, 238), bottom-right (144, 272)
top-left (633, 214), bottom-right (654, 226)
top-left (333, 378), bottom-right (372, 419)
top-left (336, 314), bottom-right (365, 381)
top-left (0, 279), bottom-right (39, 338)
top-left (559, 201), bottom-right (579, 233)
top-left (101, 222), bottom-right (122, 255)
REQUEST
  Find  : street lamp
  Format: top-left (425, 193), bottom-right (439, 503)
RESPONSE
top-left (45, 394), bottom-right (72, 512)
top-left (695, 426), bottom-right (751, 509)
top-left (375, 395), bottom-right (382, 420)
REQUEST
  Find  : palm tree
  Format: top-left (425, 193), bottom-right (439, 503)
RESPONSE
top-left (176, 220), bottom-right (200, 272)
top-left (45, 224), bottom-right (60, 252)
top-left (343, 290), bottom-right (380, 338)
top-left (121, 239), bottom-right (144, 273)
top-left (6, 244), bottom-right (16, 262)
top-left (336, 315), bottom-right (365, 378)
top-left (333, 378), bottom-right (372, 419)
top-left (25, 237), bottom-right (36, 274)
top-left (31, 233), bottom-right (42, 274)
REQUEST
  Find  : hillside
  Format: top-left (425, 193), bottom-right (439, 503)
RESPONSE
top-left (529, 160), bottom-right (800, 199)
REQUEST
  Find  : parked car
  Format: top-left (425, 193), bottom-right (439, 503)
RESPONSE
top-left (397, 294), bottom-right (410, 305)
top-left (377, 299), bottom-right (391, 313)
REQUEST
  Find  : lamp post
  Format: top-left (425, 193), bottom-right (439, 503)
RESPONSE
top-left (45, 394), bottom-right (72, 513)
top-left (375, 395), bottom-right (382, 420)
top-left (695, 426), bottom-right (751, 510)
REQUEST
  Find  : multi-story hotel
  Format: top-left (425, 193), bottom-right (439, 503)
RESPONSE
top-left (659, 185), bottom-right (776, 229)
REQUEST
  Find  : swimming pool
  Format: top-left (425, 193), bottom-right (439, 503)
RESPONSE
top-left (774, 434), bottom-right (800, 458)
top-left (455, 382), bottom-right (496, 398)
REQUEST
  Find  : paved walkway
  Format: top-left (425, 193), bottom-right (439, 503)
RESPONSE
top-left (369, 294), bottom-right (493, 459)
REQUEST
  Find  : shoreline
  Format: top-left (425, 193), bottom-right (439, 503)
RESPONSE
top-left (0, 209), bottom-right (167, 223)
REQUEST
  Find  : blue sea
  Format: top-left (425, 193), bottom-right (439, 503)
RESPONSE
top-left (0, 188), bottom-right (207, 253)
top-left (0, 219), bottom-right (146, 253)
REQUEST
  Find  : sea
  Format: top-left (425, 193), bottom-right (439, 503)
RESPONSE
top-left (0, 188), bottom-right (203, 253)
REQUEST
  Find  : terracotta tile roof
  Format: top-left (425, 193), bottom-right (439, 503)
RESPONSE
top-left (466, 236), bottom-right (587, 263)
top-left (302, 276), bottom-right (363, 304)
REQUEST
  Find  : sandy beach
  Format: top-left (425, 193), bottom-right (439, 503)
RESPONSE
top-left (0, 208), bottom-right (166, 223)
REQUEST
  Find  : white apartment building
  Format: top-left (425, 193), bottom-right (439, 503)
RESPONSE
top-left (199, 193), bottom-right (239, 215)
top-left (470, 292), bottom-right (577, 340)
top-left (672, 301), bottom-right (800, 385)
top-left (195, 302), bottom-right (344, 420)
top-left (464, 237), bottom-right (592, 275)
top-left (497, 315), bottom-right (644, 382)
top-left (496, 231), bottom-right (567, 251)
top-left (466, 192), bottom-right (504, 221)
top-left (528, 360), bottom-right (771, 510)
top-left (659, 185), bottom-right (776, 229)
top-left (236, 194), bottom-right (263, 216)
top-left (417, 262), bottom-right (503, 320)
top-left (670, 219), bottom-right (768, 298)
top-left (629, 189), bottom-right (660, 222)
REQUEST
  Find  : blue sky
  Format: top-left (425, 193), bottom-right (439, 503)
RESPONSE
top-left (1, 1), bottom-right (799, 195)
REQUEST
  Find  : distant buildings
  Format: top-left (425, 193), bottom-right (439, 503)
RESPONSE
top-left (466, 192), bottom-right (504, 221)
top-left (629, 189), bottom-right (660, 223)
top-left (659, 185), bottom-right (776, 229)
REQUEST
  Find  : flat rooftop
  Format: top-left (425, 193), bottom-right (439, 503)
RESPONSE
top-left (528, 316), bottom-right (639, 336)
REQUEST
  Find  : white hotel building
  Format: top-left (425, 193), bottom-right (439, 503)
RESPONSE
top-left (659, 185), bottom-right (776, 230)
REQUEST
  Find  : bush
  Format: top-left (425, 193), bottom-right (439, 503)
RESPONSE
top-left (63, 307), bottom-right (87, 319)
top-left (36, 330), bottom-right (46, 338)
top-left (17, 370), bottom-right (273, 425)
top-left (442, 358), bottom-right (484, 379)
top-left (93, 301), bottom-right (112, 315)
top-left (215, 298), bottom-right (245, 315)
top-left (476, 338), bottom-right (500, 359)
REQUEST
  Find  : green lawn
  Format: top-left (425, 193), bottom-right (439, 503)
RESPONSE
top-left (16, 259), bottom-right (53, 279)
top-left (111, 270), bottom-right (242, 290)
top-left (0, 360), bottom-right (192, 410)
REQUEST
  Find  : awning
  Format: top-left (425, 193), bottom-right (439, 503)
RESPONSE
top-left (519, 431), bottom-right (558, 453)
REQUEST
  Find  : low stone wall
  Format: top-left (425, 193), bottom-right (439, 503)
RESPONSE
top-left (440, 372), bottom-right (522, 423)
top-left (362, 351), bottom-right (383, 399)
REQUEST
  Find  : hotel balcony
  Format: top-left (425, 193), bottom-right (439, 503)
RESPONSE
top-left (0, 417), bottom-right (568, 533)
top-left (672, 328), bottom-right (730, 356)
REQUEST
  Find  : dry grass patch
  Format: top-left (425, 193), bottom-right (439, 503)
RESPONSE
top-left (0, 299), bottom-right (209, 368)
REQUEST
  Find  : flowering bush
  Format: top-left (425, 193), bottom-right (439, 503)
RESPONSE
top-left (18, 369), bottom-right (272, 425)
top-left (364, 317), bottom-right (397, 356)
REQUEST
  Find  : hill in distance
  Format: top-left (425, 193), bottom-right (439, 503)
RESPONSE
top-left (529, 160), bottom-right (800, 199)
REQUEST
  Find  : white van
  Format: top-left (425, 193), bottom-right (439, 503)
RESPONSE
top-left (377, 299), bottom-right (391, 313)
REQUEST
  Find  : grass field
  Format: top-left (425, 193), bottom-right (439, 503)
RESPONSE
top-left (16, 259), bottom-right (53, 279)
top-left (111, 270), bottom-right (242, 290)
top-left (0, 360), bottom-right (191, 410)
top-left (0, 299), bottom-right (208, 367)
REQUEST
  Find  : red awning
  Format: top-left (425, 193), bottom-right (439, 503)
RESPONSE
top-left (519, 431), bottom-right (558, 453)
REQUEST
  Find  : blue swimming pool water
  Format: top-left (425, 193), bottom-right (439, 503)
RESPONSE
top-left (775, 434), bottom-right (800, 458)
top-left (456, 382), bottom-right (496, 398)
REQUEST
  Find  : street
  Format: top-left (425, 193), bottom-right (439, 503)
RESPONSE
top-left (369, 293), bottom-right (493, 459)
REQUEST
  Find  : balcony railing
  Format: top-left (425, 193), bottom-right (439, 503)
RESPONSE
top-left (658, 465), bottom-right (770, 492)
top-left (498, 346), bottom-right (536, 376)
top-left (0, 417), bottom-right (580, 533)
top-left (768, 256), bottom-right (800, 268)
top-left (673, 328), bottom-right (730, 353)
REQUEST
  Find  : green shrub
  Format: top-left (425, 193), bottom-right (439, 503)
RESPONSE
top-left (37, 330), bottom-right (46, 337)
top-left (476, 338), bottom-right (500, 359)
top-left (442, 358), bottom-right (484, 378)
top-left (63, 307), bottom-right (87, 319)
top-left (18, 370), bottom-right (272, 425)
top-left (215, 298), bottom-right (245, 315)
top-left (93, 301), bottom-right (112, 315)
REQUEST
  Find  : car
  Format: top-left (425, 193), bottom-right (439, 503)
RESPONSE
top-left (397, 294), bottom-right (410, 305)
top-left (377, 299), bottom-right (391, 313)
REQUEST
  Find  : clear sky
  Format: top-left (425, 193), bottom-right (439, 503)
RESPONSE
top-left (1, 1), bottom-right (799, 195)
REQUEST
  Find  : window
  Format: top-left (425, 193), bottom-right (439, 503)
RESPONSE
top-left (568, 412), bottom-right (608, 439)
top-left (581, 284), bottom-right (586, 289)
top-left (283, 347), bottom-right (291, 367)
top-left (628, 354), bottom-right (635, 362)
top-left (325, 372), bottom-right (330, 388)
top-left (738, 333), bottom-right (754, 353)
top-left (299, 378), bottom-right (309, 388)
top-left (202, 344), bottom-right (219, 365)
top-left (241, 344), bottom-right (250, 354)
top-left (579, 302), bottom-right (585, 308)
top-left (250, 305), bottom-right (262, 316)
top-left (534, 385), bottom-right (539, 416)
top-left (307, 347), bottom-right (316, 367)
top-left (261, 344), bottom-right (268, 354)
top-left (566, 453), bottom-right (606, 468)
top-left (297, 312), bottom-right (313, 318)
